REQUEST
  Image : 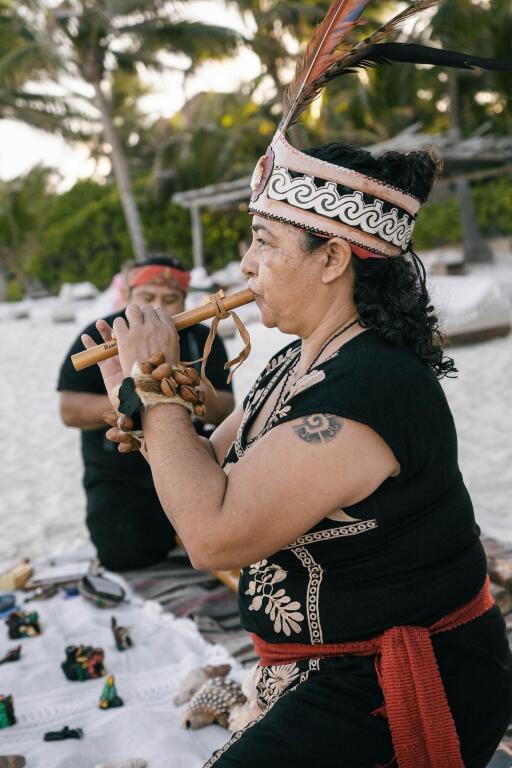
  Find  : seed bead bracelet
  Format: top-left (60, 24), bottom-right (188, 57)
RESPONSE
top-left (106, 352), bottom-right (206, 452)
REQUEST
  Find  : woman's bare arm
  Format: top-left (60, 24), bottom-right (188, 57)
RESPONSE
top-left (143, 405), bottom-right (399, 570)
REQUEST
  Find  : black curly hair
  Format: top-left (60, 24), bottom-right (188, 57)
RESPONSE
top-left (302, 143), bottom-right (457, 379)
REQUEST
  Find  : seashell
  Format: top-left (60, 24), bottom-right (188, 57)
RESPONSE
top-left (174, 369), bottom-right (195, 386)
top-left (151, 363), bottom-right (172, 381)
top-left (138, 361), bottom-right (153, 375)
top-left (174, 664), bottom-right (231, 706)
top-left (148, 352), bottom-right (165, 368)
top-left (95, 760), bottom-right (147, 768)
top-left (228, 700), bottom-right (262, 732)
top-left (179, 384), bottom-right (198, 403)
top-left (117, 414), bottom-right (134, 432)
top-left (181, 677), bottom-right (246, 730)
top-left (183, 367), bottom-right (200, 386)
top-left (102, 410), bottom-right (118, 427)
top-left (160, 377), bottom-right (177, 397)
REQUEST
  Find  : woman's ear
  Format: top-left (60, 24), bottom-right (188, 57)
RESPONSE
top-left (321, 238), bottom-right (352, 284)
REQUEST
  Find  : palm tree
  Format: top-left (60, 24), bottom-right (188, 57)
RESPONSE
top-left (0, 0), bottom-right (85, 137)
top-left (5, 0), bottom-right (240, 263)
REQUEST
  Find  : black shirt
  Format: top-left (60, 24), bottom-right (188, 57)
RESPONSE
top-left (57, 310), bottom-right (233, 489)
top-left (222, 330), bottom-right (487, 643)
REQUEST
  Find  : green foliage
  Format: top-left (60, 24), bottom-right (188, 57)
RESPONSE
top-left (6, 275), bottom-right (23, 302)
top-left (414, 176), bottom-right (512, 250)
top-left (26, 178), bottom-right (193, 292)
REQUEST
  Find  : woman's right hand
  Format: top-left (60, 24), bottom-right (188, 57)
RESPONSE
top-left (81, 319), bottom-right (124, 408)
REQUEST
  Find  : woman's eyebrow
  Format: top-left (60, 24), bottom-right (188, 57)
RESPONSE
top-left (252, 223), bottom-right (275, 238)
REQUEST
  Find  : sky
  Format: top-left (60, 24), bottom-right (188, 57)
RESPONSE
top-left (0, 1), bottom-right (260, 187)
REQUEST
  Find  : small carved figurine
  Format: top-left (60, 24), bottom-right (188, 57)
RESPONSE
top-left (99, 675), bottom-right (123, 709)
top-left (43, 726), bottom-right (83, 741)
top-left (0, 646), bottom-right (21, 665)
top-left (111, 617), bottom-right (132, 651)
top-left (181, 677), bottom-right (246, 729)
top-left (173, 663), bottom-right (231, 705)
top-left (61, 644), bottom-right (105, 681)
top-left (0, 695), bottom-right (16, 729)
top-left (5, 610), bottom-right (41, 639)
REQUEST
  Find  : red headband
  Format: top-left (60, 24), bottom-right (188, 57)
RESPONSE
top-left (128, 265), bottom-right (191, 293)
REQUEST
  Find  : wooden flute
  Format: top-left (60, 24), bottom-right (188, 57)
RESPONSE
top-left (71, 287), bottom-right (255, 371)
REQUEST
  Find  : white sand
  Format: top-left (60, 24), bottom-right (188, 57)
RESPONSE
top-left (1, 314), bottom-right (511, 566)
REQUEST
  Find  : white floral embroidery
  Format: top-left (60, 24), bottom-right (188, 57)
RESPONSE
top-left (245, 560), bottom-right (304, 637)
top-left (255, 663), bottom-right (300, 709)
top-left (286, 369), bottom-right (325, 400)
top-left (264, 345), bottom-right (297, 374)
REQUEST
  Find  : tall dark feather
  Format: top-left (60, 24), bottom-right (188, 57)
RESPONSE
top-left (315, 42), bottom-right (512, 91)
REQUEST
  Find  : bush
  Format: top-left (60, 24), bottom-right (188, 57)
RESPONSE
top-left (413, 175), bottom-right (512, 250)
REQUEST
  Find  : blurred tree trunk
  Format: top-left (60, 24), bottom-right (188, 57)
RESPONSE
top-left (448, 72), bottom-right (492, 265)
top-left (93, 81), bottom-right (146, 263)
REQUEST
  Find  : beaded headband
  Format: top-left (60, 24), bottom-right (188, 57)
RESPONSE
top-left (249, 132), bottom-right (420, 258)
top-left (247, 0), bottom-right (511, 259)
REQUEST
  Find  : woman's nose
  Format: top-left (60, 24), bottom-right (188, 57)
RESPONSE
top-left (240, 243), bottom-right (257, 278)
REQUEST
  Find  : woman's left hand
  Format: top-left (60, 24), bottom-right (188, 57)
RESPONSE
top-left (112, 304), bottom-right (180, 377)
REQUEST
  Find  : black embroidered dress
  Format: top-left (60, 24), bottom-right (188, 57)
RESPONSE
top-left (208, 330), bottom-right (512, 768)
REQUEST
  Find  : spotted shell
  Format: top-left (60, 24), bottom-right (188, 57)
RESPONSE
top-left (181, 677), bottom-right (246, 730)
top-left (173, 664), bottom-right (231, 706)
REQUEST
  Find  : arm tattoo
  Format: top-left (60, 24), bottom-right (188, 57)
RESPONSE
top-left (293, 415), bottom-right (342, 444)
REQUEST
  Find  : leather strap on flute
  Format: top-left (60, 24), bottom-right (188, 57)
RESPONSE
top-left (198, 290), bottom-right (252, 390)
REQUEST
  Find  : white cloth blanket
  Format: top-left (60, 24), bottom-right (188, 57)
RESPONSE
top-left (0, 582), bottom-right (239, 767)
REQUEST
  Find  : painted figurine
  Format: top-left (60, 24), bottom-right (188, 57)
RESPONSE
top-left (0, 646), bottom-right (21, 665)
top-left (43, 726), bottom-right (83, 741)
top-left (0, 695), bottom-right (16, 729)
top-left (61, 644), bottom-right (105, 681)
top-left (99, 674), bottom-right (123, 709)
top-left (111, 617), bottom-right (132, 651)
top-left (5, 611), bottom-right (41, 639)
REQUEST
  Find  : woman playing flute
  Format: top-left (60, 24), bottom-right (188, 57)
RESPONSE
top-left (81, 2), bottom-right (512, 765)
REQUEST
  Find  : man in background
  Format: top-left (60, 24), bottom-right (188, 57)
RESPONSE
top-left (57, 255), bottom-right (235, 571)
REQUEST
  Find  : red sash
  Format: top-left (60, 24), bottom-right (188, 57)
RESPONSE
top-left (250, 577), bottom-right (494, 768)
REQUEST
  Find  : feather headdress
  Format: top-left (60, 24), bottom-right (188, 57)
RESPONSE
top-left (249, 0), bottom-right (511, 259)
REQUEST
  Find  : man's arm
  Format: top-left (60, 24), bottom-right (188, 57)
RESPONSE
top-left (60, 391), bottom-right (112, 430)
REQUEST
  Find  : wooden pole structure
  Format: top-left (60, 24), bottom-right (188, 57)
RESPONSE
top-left (191, 205), bottom-right (205, 270)
top-left (71, 288), bottom-right (255, 371)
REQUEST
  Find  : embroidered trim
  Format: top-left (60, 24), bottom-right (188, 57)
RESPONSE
top-left (244, 560), bottom-right (305, 637)
top-left (291, 547), bottom-right (324, 644)
top-left (203, 675), bottom-right (308, 766)
top-left (268, 167), bottom-right (415, 248)
top-left (247, 206), bottom-right (398, 256)
top-left (234, 345), bottom-right (300, 458)
top-left (284, 520), bottom-right (378, 549)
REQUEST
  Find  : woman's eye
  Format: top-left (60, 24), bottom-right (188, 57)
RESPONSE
top-left (256, 238), bottom-right (266, 245)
